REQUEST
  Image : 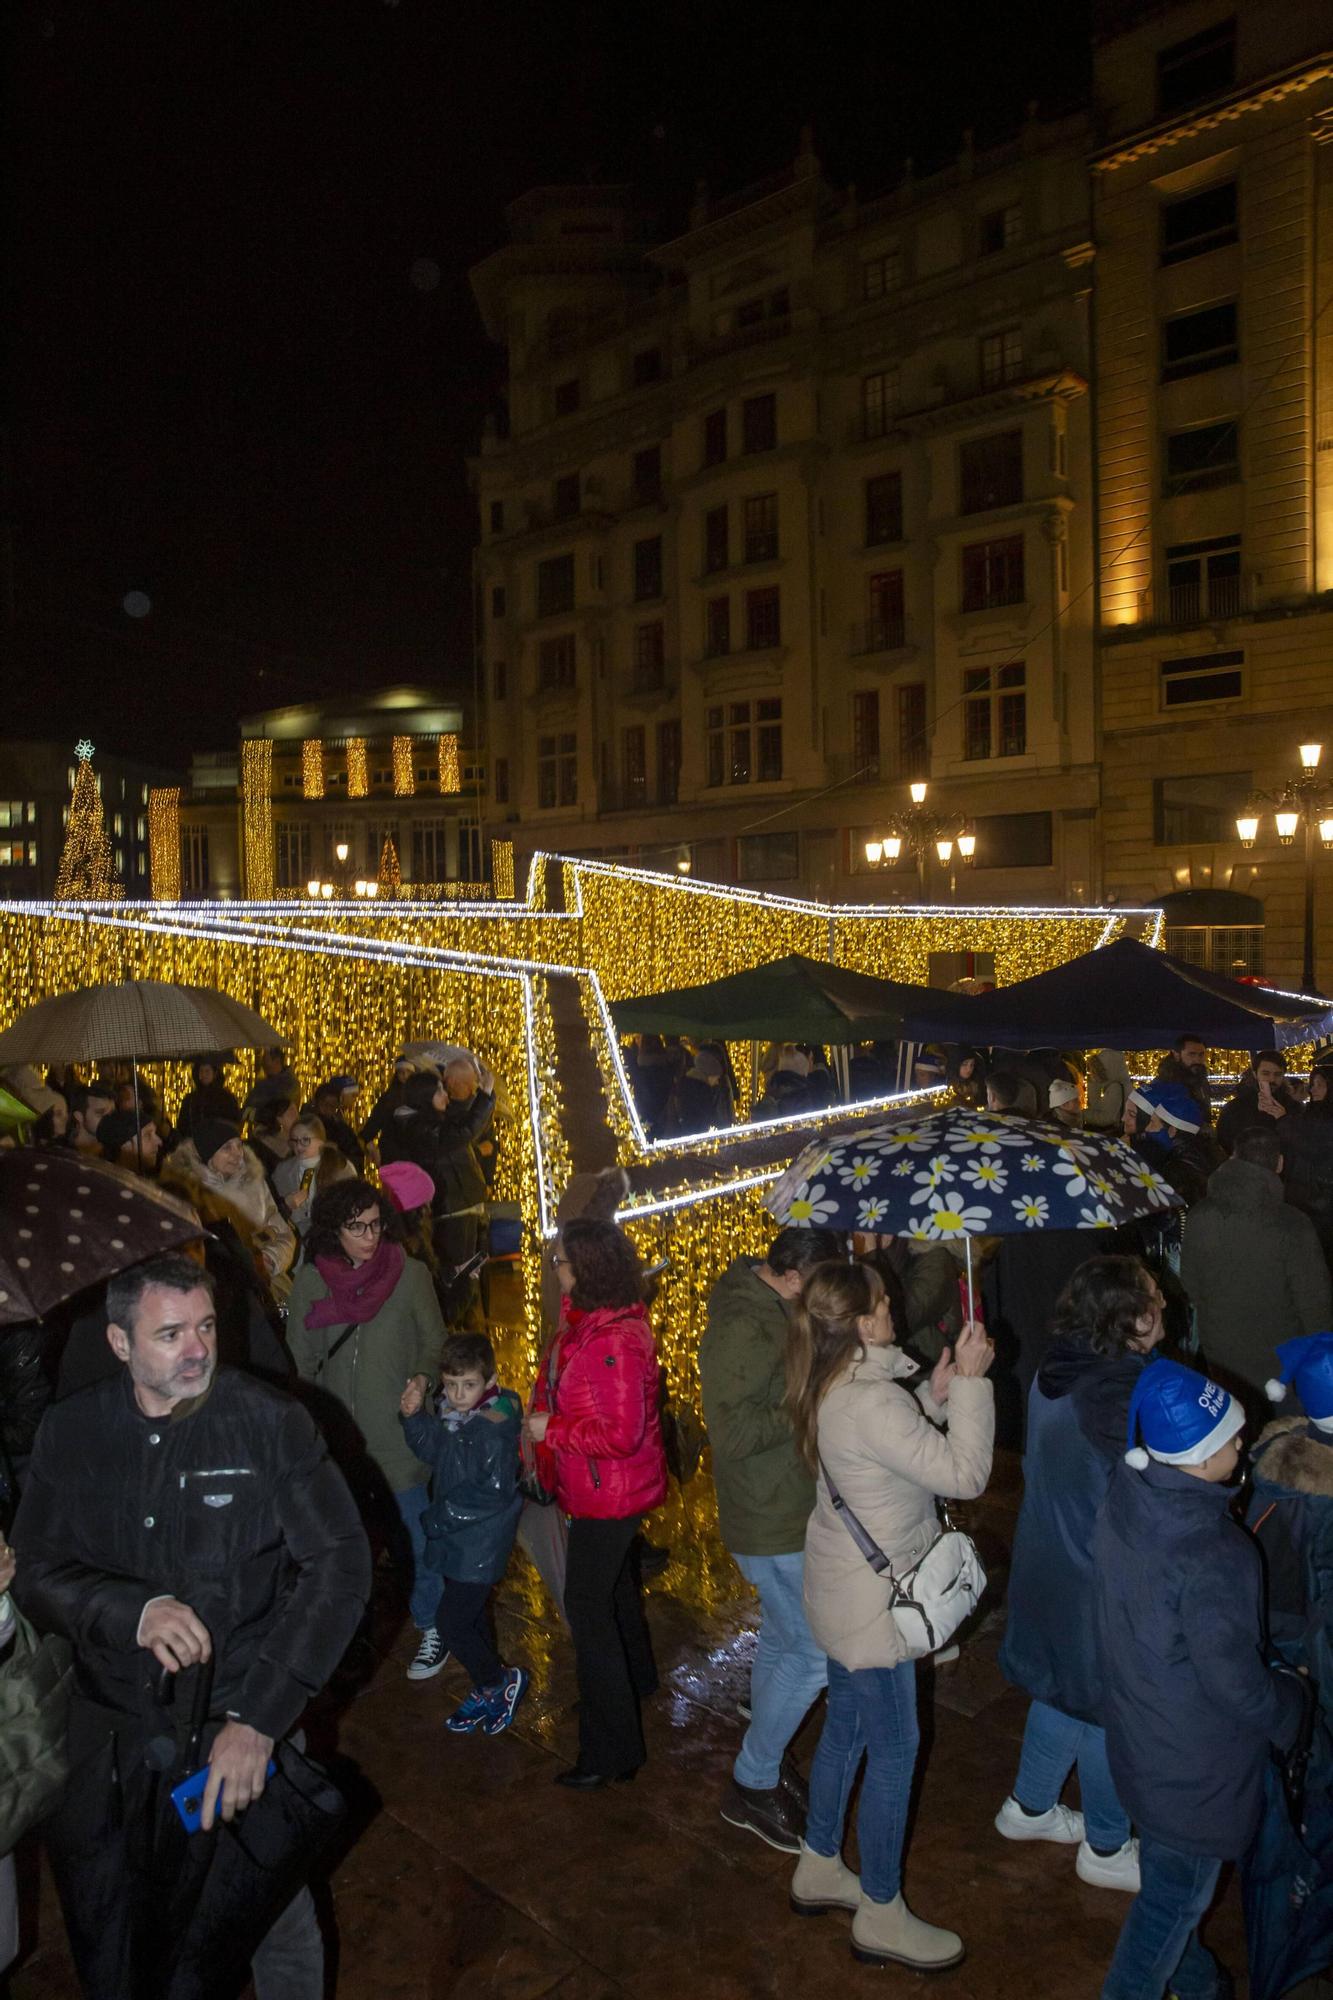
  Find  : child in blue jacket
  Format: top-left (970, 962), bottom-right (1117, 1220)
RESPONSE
top-left (1094, 1359), bottom-right (1305, 2000)
top-left (400, 1332), bottom-right (527, 1735)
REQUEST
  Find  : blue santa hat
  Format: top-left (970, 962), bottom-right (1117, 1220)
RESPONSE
top-left (1266, 1332), bottom-right (1333, 1433)
top-left (1124, 1359), bottom-right (1245, 1470)
top-left (1126, 1081), bottom-right (1201, 1134)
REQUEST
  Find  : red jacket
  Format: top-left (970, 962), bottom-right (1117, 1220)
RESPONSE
top-left (532, 1299), bottom-right (668, 1521)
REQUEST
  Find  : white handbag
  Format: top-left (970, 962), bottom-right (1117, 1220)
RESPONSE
top-left (818, 1454), bottom-right (986, 1660)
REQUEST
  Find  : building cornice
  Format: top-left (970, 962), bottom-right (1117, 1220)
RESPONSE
top-left (1092, 55), bottom-right (1333, 173)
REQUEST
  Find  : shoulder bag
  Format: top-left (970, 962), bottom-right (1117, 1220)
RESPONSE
top-left (519, 1338), bottom-right (561, 1507)
top-left (818, 1453), bottom-right (986, 1660)
top-left (0, 1597), bottom-right (74, 1854)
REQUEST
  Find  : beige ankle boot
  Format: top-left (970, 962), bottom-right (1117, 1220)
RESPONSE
top-left (850, 1892), bottom-right (964, 1970)
top-left (789, 1841), bottom-right (860, 1916)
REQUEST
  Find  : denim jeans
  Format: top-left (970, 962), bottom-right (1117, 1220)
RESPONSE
top-left (1014, 1699), bottom-right (1131, 1851)
top-left (393, 1483), bottom-right (443, 1632)
top-left (1101, 1835), bottom-right (1224, 2000)
top-left (733, 1551), bottom-right (828, 1791)
top-left (804, 1658), bottom-right (919, 1904)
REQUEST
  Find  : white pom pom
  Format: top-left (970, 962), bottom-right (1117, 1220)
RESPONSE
top-left (1125, 1446), bottom-right (1150, 1469)
top-left (1265, 1378), bottom-right (1287, 1403)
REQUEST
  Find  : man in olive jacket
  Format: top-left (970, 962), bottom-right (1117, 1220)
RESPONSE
top-left (700, 1226), bottom-right (841, 1854)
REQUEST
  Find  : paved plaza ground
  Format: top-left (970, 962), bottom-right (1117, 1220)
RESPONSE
top-left (13, 1438), bottom-right (1316, 2000)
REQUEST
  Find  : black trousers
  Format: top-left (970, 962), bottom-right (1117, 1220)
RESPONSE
top-left (437, 1576), bottom-right (503, 1691)
top-left (564, 1513), bottom-right (657, 1777)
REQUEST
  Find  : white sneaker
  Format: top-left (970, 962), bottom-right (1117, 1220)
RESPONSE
top-left (406, 1628), bottom-right (449, 1681)
top-left (995, 1795), bottom-right (1086, 1845)
top-left (1076, 1838), bottom-right (1141, 1892)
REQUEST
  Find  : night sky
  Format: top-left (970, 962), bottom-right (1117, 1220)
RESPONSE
top-left (5, 0), bottom-right (1092, 767)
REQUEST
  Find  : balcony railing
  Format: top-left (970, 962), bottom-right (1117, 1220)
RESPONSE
top-left (848, 616), bottom-right (910, 655)
top-left (1136, 573), bottom-right (1252, 627)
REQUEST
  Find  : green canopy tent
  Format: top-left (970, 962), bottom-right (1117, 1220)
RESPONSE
top-left (609, 953), bottom-right (976, 1046)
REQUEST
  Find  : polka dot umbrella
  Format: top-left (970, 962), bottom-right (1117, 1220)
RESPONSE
top-left (0, 1148), bottom-right (204, 1324)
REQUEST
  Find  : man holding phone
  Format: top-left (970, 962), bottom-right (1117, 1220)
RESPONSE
top-left (13, 1254), bottom-right (370, 1996)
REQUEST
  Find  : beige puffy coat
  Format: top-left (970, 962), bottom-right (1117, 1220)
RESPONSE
top-left (803, 1342), bottom-right (994, 1671)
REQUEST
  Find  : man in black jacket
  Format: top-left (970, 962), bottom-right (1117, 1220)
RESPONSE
top-left (14, 1254), bottom-right (370, 1998)
top-left (403, 1058), bottom-right (496, 1320)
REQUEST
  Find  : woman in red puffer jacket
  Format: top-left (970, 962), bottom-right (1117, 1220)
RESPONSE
top-left (524, 1217), bottom-right (667, 1787)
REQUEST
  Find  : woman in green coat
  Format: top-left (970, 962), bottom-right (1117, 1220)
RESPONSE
top-left (287, 1178), bottom-right (446, 1680)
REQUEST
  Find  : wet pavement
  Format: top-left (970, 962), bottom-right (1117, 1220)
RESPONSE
top-left (12, 1440), bottom-right (1304, 2000)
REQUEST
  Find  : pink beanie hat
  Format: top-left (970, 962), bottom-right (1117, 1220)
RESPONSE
top-left (379, 1160), bottom-right (436, 1213)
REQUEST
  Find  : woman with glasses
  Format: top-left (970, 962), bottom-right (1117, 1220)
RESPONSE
top-left (523, 1218), bottom-right (667, 1787)
top-left (287, 1178), bottom-right (446, 1680)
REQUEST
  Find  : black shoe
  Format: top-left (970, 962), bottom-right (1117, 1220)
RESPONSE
top-left (554, 1766), bottom-right (638, 1790)
top-left (720, 1780), bottom-right (804, 1854)
top-left (779, 1759), bottom-right (809, 1815)
top-left (638, 1538), bottom-right (671, 1578)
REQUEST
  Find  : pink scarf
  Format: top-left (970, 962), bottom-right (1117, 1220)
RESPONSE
top-left (306, 1239), bottom-right (407, 1329)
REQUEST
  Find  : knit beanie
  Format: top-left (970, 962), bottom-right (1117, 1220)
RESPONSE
top-left (379, 1160), bottom-right (436, 1213)
top-left (193, 1118), bottom-right (241, 1166)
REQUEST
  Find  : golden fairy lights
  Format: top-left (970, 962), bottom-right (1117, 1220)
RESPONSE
top-left (302, 739), bottom-right (325, 799)
top-left (392, 736), bottom-right (415, 797)
top-left (54, 746), bottom-right (122, 901)
top-left (378, 832), bottom-right (402, 893)
top-left (241, 741), bottom-right (275, 897)
top-left (346, 738), bottom-right (369, 798)
top-left (491, 838), bottom-right (516, 901)
top-left (148, 789), bottom-right (182, 901)
top-left (438, 733), bottom-right (462, 795)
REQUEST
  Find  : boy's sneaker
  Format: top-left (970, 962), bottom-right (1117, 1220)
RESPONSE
top-left (995, 1795), bottom-right (1085, 1845)
top-left (1076, 1838), bottom-right (1141, 1892)
top-left (445, 1687), bottom-right (493, 1734)
top-left (480, 1665), bottom-right (530, 1736)
top-left (406, 1628), bottom-right (448, 1681)
top-left (720, 1780), bottom-right (804, 1854)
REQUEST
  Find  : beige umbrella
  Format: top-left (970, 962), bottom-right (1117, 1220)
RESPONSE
top-left (0, 981), bottom-right (286, 1065)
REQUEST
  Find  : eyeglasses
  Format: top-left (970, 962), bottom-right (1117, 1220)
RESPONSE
top-left (549, 1253), bottom-right (571, 1269)
top-left (343, 1217), bottom-right (384, 1238)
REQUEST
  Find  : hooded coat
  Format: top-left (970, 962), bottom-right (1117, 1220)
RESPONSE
top-left (998, 1341), bottom-right (1148, 1722)
top-left (160, 1138), bottom-right (297, 1299)
top-left (1247, 1416), bottom-right (1333, 1712)
top-left (698, 1257), bottom-right (814, 1557)
top-left (1180, 1157), bottom-right (1332, 1398)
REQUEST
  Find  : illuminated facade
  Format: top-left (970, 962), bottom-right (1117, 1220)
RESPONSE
top-left (1093, 2), bottom-right (1333, 982)
top-left (470, 122), bottom-right (1100, 906)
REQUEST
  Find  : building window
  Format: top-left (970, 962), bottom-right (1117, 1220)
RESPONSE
top-left (1164, 537), bottom-right (1242, 623)
top-left (897, 683), bottom-right (927, 779)
top-left (275, 822), bottom-right (311, 888)
top-left (553, 377), bottom-right (581, 416)
top-left (633, 535), bottom-right (663, 601)
top-left (622, 725), bottom-right (647, 804)
top-left (741, 393), bottom-right (777, 454)
top-left (538, 634), bottom-right (577, 691)
top-left (861, 370), bottom-right (898, 440)
top-left (0, 802), bottom-right (35, 828)
top-left (707, 699), bottom-right (783, 785)
top-left (493, 660), bottom-right (507, 701)
top-left (1163, 419), bottom-right (1240, 496)
top-left (959, 429), bottom-right (1023, 512)
top-left (743, 493), bottom-right (779, 563)
top-left (980, 327), bottom-right (1023, 388)
top-left (980, 202), bottom-right (1023, 255)
top-left (553, 472), bottom-right (580, 519)
top-left (703, 407), bottom-right (727, 466)
top-left (632, 445), bottom-right (661, 501)
top-left (536, 553), bottom-right (575, 616)
top-left (867, 570), bottom-right (905, 649)
top-left (490, 584), bottom-right (506, 619)
top-left (412, 819), bottom-right (447, 879)
top-left (0, 840), bottom-right (36, 868)
top-left (657, 719), bottom-right (681, 806)
top-left (489, 500), bottom-right (504, 535)
top-left (969, 811), bottom-right (1052, 868)
top-left (852, 691), bottom-right (880, 777)
top-left (633, 619), bottom-right (665, 690)
top-left (964, 662), bottom-right (1026, 760)
top-left (705, 595), bottom-right (731, 657)
top-left (961, 535), bottom-right (1025, 612)
top-left (703, 504), bottom-right (729, 573)
top-left (632, 347), bottom-right (663, 386)
top-left (1165, 923), bottom-right (1263, 976)
top-left (537, 733), bottom-right (578, 808)
top-left (1162, 301), bottom-right (1238, 382)
top-left (494, 758), bottom-right (509, 805)
top-left (177, 827), bottom-right (209, 892)
top-left (737, 831), bottom-right (800, 882)
top-left (864, 471), bottom-right (903, 547)
top-left (745, 586), bottom-right (781, 650)
top-left (862, 251), bottom-right (902, 301)
top-left (1159, 648), bottom-right (1244, 709)
top-left (1158, 16), bottom-right (1235, 116)
top-left (1161, 180), bottom-right (1237, 265)
top-left (1153, 771), bottom-right (1250, 845)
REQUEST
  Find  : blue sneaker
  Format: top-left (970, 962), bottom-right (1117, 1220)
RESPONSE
top-left (480, 1665), bottom-right (530, 1736)
top-left (445, 1687), bottom-right (492, 1735)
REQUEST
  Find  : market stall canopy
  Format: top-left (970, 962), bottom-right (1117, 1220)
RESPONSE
top-left (957, 938), bottom-right (1333, 1052)
top-left (0, 981), bottom-right (287, 1065)
top-left (610, 953), bottom-right (976, 1046)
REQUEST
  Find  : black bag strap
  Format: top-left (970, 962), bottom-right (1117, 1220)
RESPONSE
top-left (818, 1453), bottom-right (892, 1577)
top-left (316, 1324), bottom-right (357, 1375)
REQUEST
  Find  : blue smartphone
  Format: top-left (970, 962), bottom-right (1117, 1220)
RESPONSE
top-left (170, 1758), bottom-right (277, 1830)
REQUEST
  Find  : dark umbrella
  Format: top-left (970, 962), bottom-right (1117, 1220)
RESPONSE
top-left (0, 1148), bottom-right (202, 1325)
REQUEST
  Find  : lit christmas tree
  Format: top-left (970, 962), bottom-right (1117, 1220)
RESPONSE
top-left (54, 740), bottom-right (123, 900)
top-left (377, 832), bottom-right (401, 895)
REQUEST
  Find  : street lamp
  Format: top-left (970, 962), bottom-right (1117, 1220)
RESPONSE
top-left (864, 779), bottom-right (975, 893)
top-left (1234, 742), bottom-right (1333, 990)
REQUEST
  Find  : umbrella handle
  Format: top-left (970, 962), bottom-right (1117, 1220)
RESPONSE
top-left (964, 1235), bottom-right (976, 1325)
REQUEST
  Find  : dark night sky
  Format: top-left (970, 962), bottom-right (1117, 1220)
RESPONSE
top-left (5, 0), bottom-right (1092, 766)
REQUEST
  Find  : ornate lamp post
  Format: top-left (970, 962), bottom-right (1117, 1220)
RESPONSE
top-left (864, 780), bottom-right (976, 895)
top-left (1235, 742), bottom-right (1333, 991)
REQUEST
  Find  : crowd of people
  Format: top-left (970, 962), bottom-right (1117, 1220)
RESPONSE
top-left (0, 1027), bottom-right (1330, 1998)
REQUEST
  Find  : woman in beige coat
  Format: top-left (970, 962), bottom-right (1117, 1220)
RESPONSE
top-left (787, 1259), bottom-right (994, 1971)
